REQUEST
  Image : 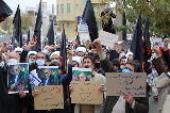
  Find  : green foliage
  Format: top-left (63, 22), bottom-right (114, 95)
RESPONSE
top-left (21, 14), bottom-right (33, 33)
top-left (115, 0), bottom-right (170, 35)
top-left (0, 17), bottom-right (13, 34)
top-left (0, 13), bottom-right (33, 34)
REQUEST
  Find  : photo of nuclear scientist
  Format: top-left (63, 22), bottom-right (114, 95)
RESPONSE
top-left (37, 66), bottom-right (59, 86)
top-left (7, 63), bottom-right (29, 93)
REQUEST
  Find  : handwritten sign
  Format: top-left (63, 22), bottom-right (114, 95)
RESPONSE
top-left (34, 85), bottom-right (64, 110)
top-left (71, 81), bottom-right (103, 105)
top-left (99, 30), bottom-right (119, 48)
top-left (106, 73), bottom-right (147, 97)
top-left (162, 95), bottom-right (170, 113)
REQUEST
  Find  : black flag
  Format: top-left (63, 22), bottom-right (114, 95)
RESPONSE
top-left (0, 0), bottom-right (12, 22)
top-left (13, 5), bottom-right (22, 47)
top-left (34, 0), bottom-right (42, 51)
top-left (47, 19), bottom-right (54, 45)
top-left (82, 0), bottom-right (98, 42)
top-left (130, 14), bottom-right (143, 63)
top-left (143, 17), bottom-right (151, 62)
top-left (27, 30), bottom-right (30, 44)
top-left (60, 25), bottom-right (67, 71)
top-left (75, 33), bottom-right (81, 46)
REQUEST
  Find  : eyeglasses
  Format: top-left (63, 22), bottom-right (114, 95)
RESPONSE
top-left (36, 56), bottom-right (45, 59)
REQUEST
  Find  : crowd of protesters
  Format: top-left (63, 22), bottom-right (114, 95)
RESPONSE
top-left (0, 35), bottom-right (169, 113)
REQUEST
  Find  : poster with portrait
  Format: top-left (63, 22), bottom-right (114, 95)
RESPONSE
top-left (7, 63), bottom-right (29, 94)
top-left (71, 68), bottom-right (103, 104)
top-left (31, 66), bottom-right (59, 86)
top-left (33, 66), bottom-right (62, 110)
top-left (72, 67), bottom-right (92, 81)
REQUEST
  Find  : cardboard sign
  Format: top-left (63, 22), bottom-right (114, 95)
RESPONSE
top-left (80, 105), bottom-right (94, 113)
top-left (106, 73), bottom-right (147, 97)
top-left (71, 81), bottom-right (103, 105)
top-left (34, 85), bottom-right (64, 110)
top-left (99, 30), bottom-right (119, 48)
top-left (162, 95), bottom-right (170, 113)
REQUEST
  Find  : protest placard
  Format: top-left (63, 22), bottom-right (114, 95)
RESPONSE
top-left (30, 66), bottom-right (59, 87)
top-left (72, 67), bottom-right (92, 81)
top-left (106, 73), bottom-right (147, 97)
top-left (71, 81), bottom-right (103, 105)
top-left (99, 30), bottom-right (119, 48)
top-left (7, 63), bottom-right (29, 94)
top-left (34, 85), bottom-right (64, 110)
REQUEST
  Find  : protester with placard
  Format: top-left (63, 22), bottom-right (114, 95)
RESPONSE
top-left (70, 54), bottom-right (106, 113)
top-left (92, 39), bottom-right (149, 113)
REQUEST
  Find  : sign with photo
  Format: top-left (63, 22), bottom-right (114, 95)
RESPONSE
top-left (31, 66), bottom-right (59, 86)
top-left (106, 73), bottom-right (147, 97)
top-left (77, 16), bottom-right (89, 33)
top-left (72, 67), bottom-right (92, 81)
top-left (7, 63), bottom-right (29, 94)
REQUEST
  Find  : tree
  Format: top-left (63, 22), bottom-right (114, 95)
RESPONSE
top-left (108, 0), bottom-right (170, 36)
top-left (0, 16), bottom-right (12, 33)
top-left (21, 13), bottom-right (34, 33)
top-left (0, 13), bottom-right (34, 34)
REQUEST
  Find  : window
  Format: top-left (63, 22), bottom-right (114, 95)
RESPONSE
top-left (57, 5), bottom-right (59, 14)
top-left (67, 3), bottom-right (71, 13)
top-left (60, 4), bottom-right (64, 14)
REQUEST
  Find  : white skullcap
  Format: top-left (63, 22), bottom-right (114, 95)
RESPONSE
top-left (14, 47), bottom-right (23, 52)
top-left (119, 52), bottom-right (126, 59)
top-left (76, 47), bottom-right (87, 53)
top-left (50, 51), bottom-right (60, 59)
top-left (27, 51), bottom-right (37, 56)
top-left (72, 56), bottom-right (82, 64)
top-left (126, 51), bottom-right (133, 58)
top-left (118, 41), bottom-right (123, 44)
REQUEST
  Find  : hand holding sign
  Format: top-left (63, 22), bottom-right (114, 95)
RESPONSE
top-left (92, 39), bottom-right (102, 52)
top-left (123, 94), bottom-right (134, 106)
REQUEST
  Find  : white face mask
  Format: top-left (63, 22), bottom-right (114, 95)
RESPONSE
top-left (28, 60), bottom-right (35, 64)
top-left (74, 56), bottom-right (83, 61)
top-left (36, 59), bottom-right (45, 66)
top-left (152, 53), bottom-right (158, 59)
top-left (7, 59), bottom-right (18, 65)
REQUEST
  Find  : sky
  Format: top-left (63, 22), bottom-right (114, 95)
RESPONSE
top-left (4, 0), bottom-right (56, 14)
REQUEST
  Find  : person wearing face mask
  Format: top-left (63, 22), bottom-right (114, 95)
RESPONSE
top-left (73, 55), bottom-right (106, 113)
top-left (27, 51), bottom-right (37, 64)
top-left (50, 51), bottom-right (62, 66)
top-left (112, 59), bottom-right (121, 72)
top-left (121, 61), bottom-right (135, 74)
top-left (14, 47), bottom-right (23, 55)
top-left (88, 52), bottom-right (105, 76)
top-left (76, 46), bottom-right (87, 57)
top-left (35, 52), bottom-right (47, 86)
top-left (126, 51), bottom-right (134, 62)
top-left (92, 39), bottom-right (149, 113)
top-left (23, 52), bottom-right (48, 113)
top-left (36, 52), bottom-right (46, 66)
top-left (1, 52), bottom-right (29, 113)
top-left (32, 51), bottom-right (73, 113)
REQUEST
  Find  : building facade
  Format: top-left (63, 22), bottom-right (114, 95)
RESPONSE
top-left (56, 0), bottom-right (108, 39)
